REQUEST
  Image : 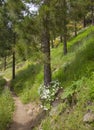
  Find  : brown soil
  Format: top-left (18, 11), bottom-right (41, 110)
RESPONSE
top-left (4, 77), bottom-right (45, 130)
top-left (9, 95), bottom-right (41, 130)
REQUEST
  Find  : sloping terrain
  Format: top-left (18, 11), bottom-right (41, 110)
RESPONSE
top-left (33, 26), bottom-right (94, 130)
top-left (0, 26), bottom-right (94, 130)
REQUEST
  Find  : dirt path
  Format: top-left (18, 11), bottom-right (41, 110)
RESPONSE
top-left (9, 96), bottom-right (34, 130)
top-left (4, 77), bottom-right (42, 130)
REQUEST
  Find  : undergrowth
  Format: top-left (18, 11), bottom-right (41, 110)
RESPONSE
top-left (34, 26), bottom-right (94, 129)
top-left (53, 27), bottom-right (94, 87)
top-left (12, 62), bottom-right (43, 103)
top-left (0, 77), bottom-right (14, 130)
top-left (11, 26), bottom-right (94, 105)
top-left (34, 73), bottom-right (94, 130)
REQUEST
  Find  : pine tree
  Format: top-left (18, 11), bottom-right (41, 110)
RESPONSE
top-left (39, 0), bottom-right (52, 86)
top-left (0, 0), bottom-right (13, 70)
top-left (6, 0), bottom-right (26, 79)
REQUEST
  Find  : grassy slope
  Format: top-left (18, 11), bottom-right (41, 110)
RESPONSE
top-left (34, 26), bottom-right (94, 130)
top-left (0, 77), bottom-right (14, 130)
top-left (9, 26), bottom-right (94, 104)
top-left (52, 26), bottom-right (94, 86)
top-left (1, 26), bottom-right (94, 129)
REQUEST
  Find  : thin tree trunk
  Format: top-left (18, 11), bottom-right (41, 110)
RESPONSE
top-left (63, 32), bottom-right (67, 55)
top-left (12, 51), bottom-right (15, 79)
top-left (12, 33), bottom-right (16, 80)
top-left (83, 16), bottom-right (86, 28)
top-left (4, 56), bottom-right (6, 71)
top-left (91, 0), bottom-right (94, 25)
top-left (74, 21), bottom-right (77, 36)
top-left (63, 0), bottom-right (67, 55)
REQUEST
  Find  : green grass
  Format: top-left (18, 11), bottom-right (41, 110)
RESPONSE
top-left (0, 76), bottom-right (6, 92)
top-left (6, 26), bottom-right (94, 105)
top-left (12, 62), bottom-right (43, 103)
top-left (1, 25), bottom-right (94, 129)
top-left (0, 77), bottom-right (14, 130)
top-left (38, 74), bottom-right (94, 130)
top-left (51, 26), bottom-right (94, 69)
top-left (34, 26), bottom-right (94, 129)
top-left (52, 26), bottom-right (94, 86)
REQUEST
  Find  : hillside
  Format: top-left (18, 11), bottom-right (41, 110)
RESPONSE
top-left (12, 26), bottom-right (94, 103)
top-left (34, 26), bottom-right (94, 130)
top-left (0, 0), bottom-right (94, 130)
top-left (0, 26), bottom-right (94, 130)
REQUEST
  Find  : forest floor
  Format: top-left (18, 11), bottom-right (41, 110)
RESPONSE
top-left (4, 78), bottom-right (44, 130)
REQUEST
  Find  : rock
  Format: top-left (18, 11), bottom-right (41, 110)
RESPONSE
top-left (50, 106), bottom-right (59, 116)
top-left (83, 112), bottom-right (94, 123)
top-left (27, 109), bottom-right (33, 116)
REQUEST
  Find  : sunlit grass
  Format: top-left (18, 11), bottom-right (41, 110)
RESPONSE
top-left (0, 77), bottom-right (14, 130)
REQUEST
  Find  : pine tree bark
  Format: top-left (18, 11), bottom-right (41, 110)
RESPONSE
top-left (12, 33), bottom-right (16, 80)
top-left (74, 21), bottom-right (77, 36)
top-left (12, 51), bottom-right (15, 79)
top-left (83, 16), bottom-right (86, 28)
top-left (63, 31), bottom-right (67, 55)
top-left (41, 0), bottom-right (52, 87)
top-left (63, 0), bottom-right (67, 55)
top-left (91, 0), bottom-right (94, 25)
top-left (42, 28), bottom-right (52, 87)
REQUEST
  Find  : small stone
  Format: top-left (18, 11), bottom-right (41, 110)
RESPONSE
top-left (27, 109), bottom-right (33, 116)
top-left (83, 112), bottom-right (94, 123)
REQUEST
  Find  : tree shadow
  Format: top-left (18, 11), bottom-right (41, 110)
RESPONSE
top-left (0, 76), bottom-right (6, 94)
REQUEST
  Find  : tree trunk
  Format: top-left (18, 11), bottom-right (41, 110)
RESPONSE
top-left (42, 30), bottom-right (52, 87)
top-left (12, 33), bottom-right (16, 80)
top-left (83, 16), bottom-right (86, 28)
top-left (63, 32), bottom-right (67, 55)
top-left (12, 51), bottom-right (15, 79)
top-left (74, 21), bottom-right (77, 36)
top-left (41, 0), bottom-right (52, 87)
top-left (4, 56), bottom-right (6, 71)
top-left (91, 0), bottom-right (94, 25)
top-left (63, 0), bottom-right (67, 55)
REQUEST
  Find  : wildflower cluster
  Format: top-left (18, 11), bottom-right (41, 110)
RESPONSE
top-left (39, 80), bottom-right (61, 110)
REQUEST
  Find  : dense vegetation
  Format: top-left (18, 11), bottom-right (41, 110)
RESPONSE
top-left (0, 0), bottom-right (94, 129)
top-left (33, 26), bottom-right (94, 130)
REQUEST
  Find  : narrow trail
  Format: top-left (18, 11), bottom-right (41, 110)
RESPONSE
top-left (4, 77), bottom-right (44, 130)
top-left (9, 96), bottom-right (33, 130)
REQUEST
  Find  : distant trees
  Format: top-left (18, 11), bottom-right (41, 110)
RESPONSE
top-left (91, 0), bottom-right (94, 25)
top-left (0, 1), bottom-right (12, 70)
